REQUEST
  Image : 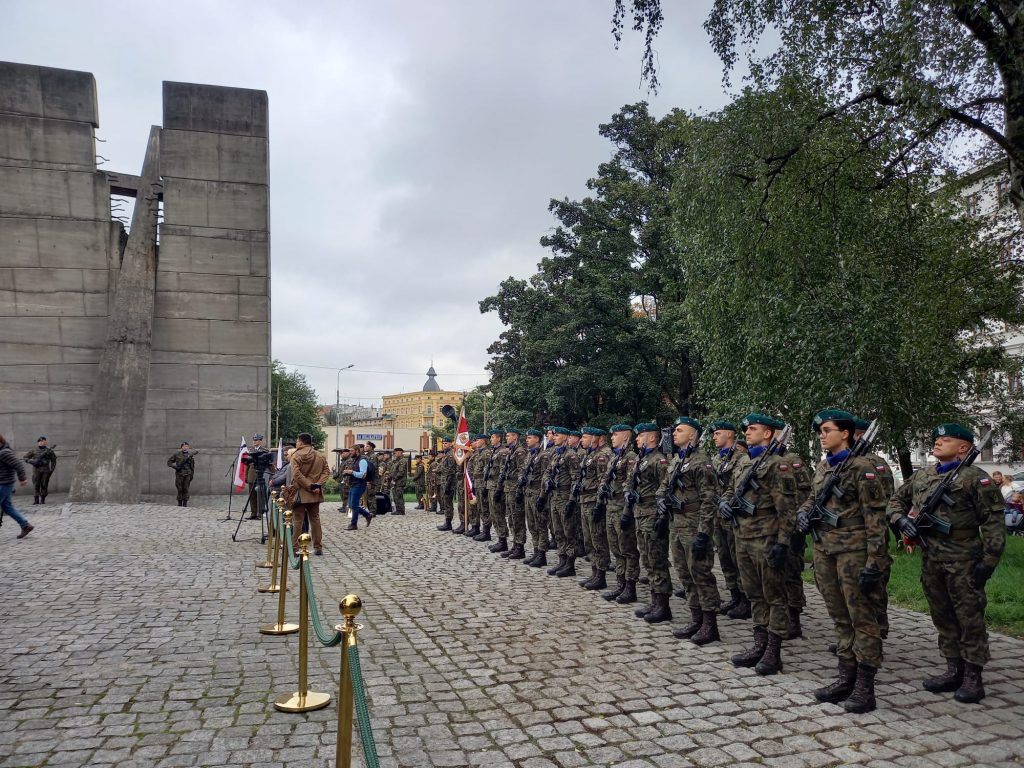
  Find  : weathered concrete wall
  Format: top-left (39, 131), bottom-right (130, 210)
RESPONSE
top-left (146, 82), bottom-right (271, 497)
top-left (0, 62), bottom-right (271, 498)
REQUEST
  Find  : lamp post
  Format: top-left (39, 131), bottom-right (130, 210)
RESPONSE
top-left (334, 364), bottom-right (355, 456)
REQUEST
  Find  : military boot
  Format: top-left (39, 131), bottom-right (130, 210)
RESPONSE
top-left (754, 632), bottom-right (784, 676)
top-left (634, 601), bottom-right (652, 618)
top-left (673, 587), bottom-right (687, 598)
top-left (523, 549), bottom-right (540, 566)
top-left (923, 657), bottom-right (964, 693)
top-left (644, 592), bottom-right (673, 624)
top-left (672, 607), bottom-right (704, 640)
top-left (488, 537), bottom-right (508, 553)
top-left (452, 520), bottom-right (466, 534)
top-left (843, 664), bottom-right (877, 713)
top-left (788, 607), bottom-right (803, 639)
top-left (586, 570), bottom-right (607, 591)
top-left (719, 587), bottom-right (743, 615)
top-left (547, 540), bottom-right (558, 550)
top-left (528, 549), bottom-right (547, 568)
top-left (615, 580), bottom-right (638, 604)
top-left (691, 611), bottom-right (721, 646)
top-left (602, 576), bottom-right (626, 601)
top-left (547, 554), bottom-right (567, 575)
top-left (639, 576), bottom-right (650, 585)
top-left (33, 495), bottom-right (39, 505)
top-left (731, 626), bottom-right (769, 668)
top-left (507, 543), bottom-right (526, 560)
top-left (437, 520), bottom-right (452, 531)
top-left (555, 556), bottom-right (576, 577)
top-left (727, 593), bottom-right (752, 620)
top-left (465, 524), bottom-right (480, 538)
top-left (473, 524), bottom-right (491, 542)
top-left (954, 662), bottom-right (985, 704)
top-left (579, 565), bottom-right (598, 588)
top-left (814, 660), bottom-right (857, 703)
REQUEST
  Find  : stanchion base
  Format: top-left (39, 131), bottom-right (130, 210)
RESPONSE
top-left (273, 690), bottom-right (331, 712)
top-left (257, 584), bottom-right (281, 593)
top-left (255, 561), bottom-right (273, 569)
top-left (259, 622), bottom-right (299, 635)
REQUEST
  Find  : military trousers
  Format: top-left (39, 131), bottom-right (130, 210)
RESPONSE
top-left (478, 490), bottom-right (491, 525)
top-left (606, 508), bottom-right (640, 581)
top-left (505, 487), bottom-right (526, 545)
top-left (872, 546), bottom-right (893, 639)
top-left (786, 546), bottom-right (807, 611)
top-left (548, 490), bottom-right (569, 551)
top-left (490, 490), bottom-right (508, 538)
top-left (735, 534), bottom-right (789, 636)
top-left (812, 547), bottom-right (883, 668)
top-left (921, 556), bottom-right (991, 666)
top-left (525, 493), bottom-right (549, 550)
top-left (414, 482), bottom-right (426, 506)
top-left (637, 510), bottom-right (672, 596)
top-left (558, 498), bottom-right (582, 557)
top-left (441, 488), bottom-right (455, 522)
top-left (175, 473), bottom-right (192, 503)
top-left (427, 480), bottom-right (437, 511)
top-left (391, 484), bottom-right (406, 514)
top-left (714, 517), bottom-right (741, 590)
top-left (581, 497), bottom-right (609, 570)
top-left (671, 519), bottom-right (720, 611)
top-left (33, 470), bottom-right (52, 499)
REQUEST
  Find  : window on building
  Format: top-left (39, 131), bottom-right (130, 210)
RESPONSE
top-left (997, 178), bottom-right (1011, 208)
top-left (1000, 235), bottom-right (1021, 265)
top-left (965, 193), bottom-right (981, 217)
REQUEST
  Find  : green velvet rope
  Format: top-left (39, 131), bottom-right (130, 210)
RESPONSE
top-left (284, 525), bottom-right (302, 570)
top-left (302, 561), bottom-right (343, 647)
top-left (347, 645), bottom-right (381, 768)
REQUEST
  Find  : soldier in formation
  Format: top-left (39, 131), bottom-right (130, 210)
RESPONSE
top-left (23, 436), bottom-right (57, 505)
top-left (389, 447), bottom-right (408, 515)
top-left (435, 437), bottom-right (458, 531)
top-left (411, 453), bottom-right (426, 509)
top-left (167, 441), bottom-right (196, 507)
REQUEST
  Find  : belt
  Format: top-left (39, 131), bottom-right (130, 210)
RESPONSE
top-left (832, 515), bottom-right (865, 529)
top-left (945, 527), bottom-right (978, 542)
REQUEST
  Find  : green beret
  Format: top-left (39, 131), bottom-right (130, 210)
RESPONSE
top-left (634, 422), bottom-right (659, 434)
top-left (932, 423), bottom-right (974, 443)
top-left (673, 416), bottom-right (703, 435)
top-left (741, 412), bottom-right (782, 430)
top-left (504, 427), bottom-right (522, 436)
top-left (568, 430), bottom-right (582, 437)
top-left (812, 408), bottom-right (856, 433)
top-left (488, 427), bottom-right (504, 436)
top-left (709, 420), bottom-right (737, 433)
top-left (581, 426), bottom-right (606, 436)
top-left (442, 435), bottom-right (453, 442)
top-left (472, 433), bottom-right (487, 441)
top-left (550, 426), bottom-right (570, 435)
top-left (609, 424), bottom-right (633, 434)
top-left (852, 416), bottom-right (871, 431)
top-left (525, 428), bottom-right (544, 437)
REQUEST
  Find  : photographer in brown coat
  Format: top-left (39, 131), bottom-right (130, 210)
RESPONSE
top-left (288, 433), bottom-right (331, 556)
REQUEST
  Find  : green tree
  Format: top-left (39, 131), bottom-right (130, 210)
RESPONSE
top-left (272, 360), bottom-right (327, 448)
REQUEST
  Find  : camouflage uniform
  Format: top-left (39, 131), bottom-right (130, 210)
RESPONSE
top-left (607, 449), bottom-right (640, 584)
top-left (542, 446), bottom-right (572, 554)
top-left (411, 458), bottom-right (426, 508)
top-left (488, 443), bottom-right (510, 541)
top-left (726, 448), bottom-right (801, 638)
top-left (781, 449), bottom-right (813, 636)
top-left (502, 440), bottom-right (529, 549)
top-left (427, 456), bottom-right (440, 512)
top-left (712, 448), bottom-right (744, 602)
top-left (390, 453), bottom-right (408, 515)
top-left (864, 451), bottom-right (895, 637)
top-left (437, 450), bottom-right (457, 524)
top-left (467, 446), bottom-right (487, 528)
top-left (887, 464), bottom-right (1005, 668)
top-left (801, 454), bottom-right (888, 670)
top-left (523, 445), bottom-right (549, 555)
top-left (632, 447), bottom-right (671, 596)
top-left (167, 449), bottom-right (195, 506)
top-left (579, 444), bottom-right (613, 572)
top-left (662, 448), bottom-right (719, 612)
top-left (23, 445), bottom-right (56, 503)
top-left (557, 447), bottom-right (583, 560)
top-left (477, 445), bottom-right (494, 528)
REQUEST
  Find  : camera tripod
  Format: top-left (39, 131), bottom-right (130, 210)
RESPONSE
top-left (232, 470), bottom-right (269, 544)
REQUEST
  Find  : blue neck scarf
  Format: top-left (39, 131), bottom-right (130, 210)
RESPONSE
top-left (747, 445), bottom-right (766, 459)
top-left (937, 460), bottom-right (960, 474)
top-left (826, 449), bottom-right (850, 467)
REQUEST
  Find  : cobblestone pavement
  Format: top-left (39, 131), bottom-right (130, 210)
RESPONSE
top-left (2, 503), bottom-right (1023, 768)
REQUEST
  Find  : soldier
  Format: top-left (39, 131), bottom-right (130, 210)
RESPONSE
top-left (465, 434), bottom-right (488, 537)
top-left (577, 427), bottom-right (613, 590)
top-left (246, 433), bottom-right (266, 519)
top-left (411, 453), bottom-right (426, 509)
top-left (23, 436), bottom-right (57, 505)
top-left (777, 436), bottom-right (813, 639)
top-left (854, 415), bottom-right (895, 641)
top-left (427, 450), bottom-right (440, 513)
top-left (435, 437), bottom-right (458, 531)
top-left (520, 428), bottom-right (549, 566)
top-left (660, 417), bottom-right (721, 645)
top-left (710, 423), bottom-right (750, 618)
top-left (501, 428), bottom-right (529, 560)
top-left (473, 431), bottom-right (499, 543)
top-left (887, 423), bottom-right (1005, 704)
top-left (541, 427), bottom-right (575, 575)
top-left (167, 441), bottom-right (195, 507)
top-left (488, 429), bottom-right (511, 553)
top-left (333, 448), bottom-right (353, 514)
top-left (390, 447), bottom-right (409, 515)
top-left (602, 425), bottom-right (640, 604)
top-left (721, 413), bottom-right (800, 676)
top-left (796, 409), bottom-right (888, 713)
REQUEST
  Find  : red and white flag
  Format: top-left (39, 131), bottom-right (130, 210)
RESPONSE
top-left (453, 407), bottom-right (470, 465)
top-left (233, 436), bottom-right (249, 491)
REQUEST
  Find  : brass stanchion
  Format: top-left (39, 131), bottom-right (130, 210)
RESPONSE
top-left (259, 509), bottom-right (299, 635)
top-left (274, 533), bottom-right (331, 713)
top-left (335, 594), bottom-right (363, 768)
top-left (256, 491), bottom-right (278, 569)
top-left (257, 496), bottom-right (283, 593)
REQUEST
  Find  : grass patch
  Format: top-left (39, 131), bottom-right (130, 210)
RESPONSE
top-left (802, 535), bottom-right (1024, 638)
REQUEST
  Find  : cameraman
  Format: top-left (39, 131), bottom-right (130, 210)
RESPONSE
top-left (245, 433), bottom-right (267, 519)
top-left (288, 433), bottom-right (330, 555)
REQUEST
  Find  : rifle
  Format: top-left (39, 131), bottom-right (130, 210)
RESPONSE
top-left (482, 447), bottom-right (495, 498)
top-left (592, 451), bottom-right (623, 519)
top-left (27, 445), bottom-right (58, 470)
top-left (515, 449), bottom-right (539, 502)
top-left (660, 442), bottom-right (697, 511)
top-left (714, 443), bottom-right (738, 494)
top-left (493, 446), bottom-right (515, 502)
top-left (172, 449), bottom-right (201, 472)
top-left (718, 425), bottom-right (792, 527)
top-left (904, 432), bottom-right (991, 552)
top-left (622, 448), bottom-right (645, 518)
top-left (565, 451), bottom-right (589, 516)
top-left (537, 447), bottom-right (566, 513)
top-left (802, 420), bottom-right (880, 543)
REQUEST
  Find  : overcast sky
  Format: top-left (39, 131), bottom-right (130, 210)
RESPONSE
top-left (4, 1), bottom-right (735, 406)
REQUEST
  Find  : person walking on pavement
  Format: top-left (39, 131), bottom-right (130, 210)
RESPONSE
top-left (0, 434), bottom-right (33, 539)
top-left (342, 444), bottom-right (374, 530)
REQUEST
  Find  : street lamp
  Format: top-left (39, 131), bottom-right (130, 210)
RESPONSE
top-left (335, 364), bottom-right (355, 456)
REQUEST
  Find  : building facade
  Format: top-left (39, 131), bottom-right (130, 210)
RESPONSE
top-left (381, 366), bottom-right (465, 431)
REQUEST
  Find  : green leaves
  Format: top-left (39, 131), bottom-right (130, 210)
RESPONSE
top-left (272, 361), bottom-right (327, 449)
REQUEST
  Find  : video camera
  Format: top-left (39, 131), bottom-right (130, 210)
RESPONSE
top-left (241, 447), bottom-right (275, 474)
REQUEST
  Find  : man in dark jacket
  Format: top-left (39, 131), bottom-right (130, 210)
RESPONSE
top-left (0, 434), bottom-right (34, 539)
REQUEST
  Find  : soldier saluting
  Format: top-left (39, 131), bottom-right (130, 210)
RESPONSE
top-left (167, 441), bottom-right (196, 507)
top-left (24, 436), bottom-right (56, 505)
top-left (887, 422), bottom-right (1005, 704)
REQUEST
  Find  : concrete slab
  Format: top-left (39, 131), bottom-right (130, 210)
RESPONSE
top-left (162, 177), bottom-right (269, 231)
top-left (0, 113), bottom-right (95, 170)
top-left (209, 319), bottom-right (270, 356)
top-left (162, 80), bottom-right (268, 137)
top-left (0, 61), bottom-right (99, 125)
top-left (0, 166), bottom-right (106, 219)
top-left (155, 289), bottom-right (239, 321)
top-left (161, 128), bottom-right (268, 185)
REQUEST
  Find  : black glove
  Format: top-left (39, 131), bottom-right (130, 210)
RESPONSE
top-left (895, 515), bottom-right (918, 540)
top-left (789, 530), bottom-right (807, 554)
top-left (972, 562), bottom-right (995, 589)
top-left (514, 489), bottom-right (525, 503)
top-left (691, 531), bottom-right (711, 560)
top-left (717, 499), bottom-right (734, 522)
top-left (620, 512), bottom-right (634, 532)
top-left (565, 499), bottom-right (578, 517)
top-left (795, 508), bottom-right (812, 534)
top-left (767, 542), bottom-right (788, 570)
top-left (654, 509), bottom-right (670, 535)
top-left (590, 505), bottom-right (605, 524)
top-left (493, 486), bottom-right (505, 503)
top-left (536, 495), bottom-right (547, 513)
top-left (656, 496), bottom-right (671, 517)
top-left (858, 565), bottom-right (882, 595)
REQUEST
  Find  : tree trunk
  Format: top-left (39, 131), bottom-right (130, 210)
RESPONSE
top-left (896, 444), bottom-right (915, 482)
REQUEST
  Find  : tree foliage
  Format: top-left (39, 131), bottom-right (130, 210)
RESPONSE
top-left (272, 361), bottom-right (327, 448)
